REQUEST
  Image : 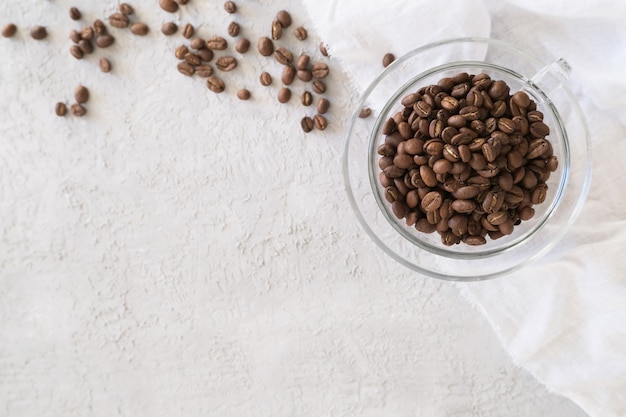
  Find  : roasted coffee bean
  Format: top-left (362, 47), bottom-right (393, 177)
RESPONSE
top-left (301, 91), bottom-right (313, 107)
top-left (228, 21), bottom-right (240, 37)
top-left (80, 26), bottom-right (94, 40)
top-left (195, 65), bottom-right (213, 77)
top-left (182, 23), bottom-right (194, 39)
top-left (184, 52), bottom-right (201, 66)
top-left (160, 0), bottom-right (179, 13)
top-left (235, 38), bottom-right (250, 53)
top-left (189, 38), bottom-right (205, 50)
top-left (294, 26), bottom-right (307, 41)
top-left (271, 19), bottom-right (282, 40)
top-left (99, 57), bottom-right (111, 73)
top-left (421, 191), bottom-right (442, 212)
top-left (274, 47), bottom-right (293, 65)
top-left (215, 56), bottom-right (237, 71)
top-left (55, 102), bottom-right (67, 117)
top-left (319, 41), bottom-right (329, 57)
top-left (276, 10), bottom-right (292, 28)
top-left (161, 22), bottom-right (178, 35)
top-left (296, 54), bottom-right (310, 71)
top-left (451, 199), bottom-right (476, 214)
top-left (177, 61), bottom-right (195, 76)
top-left (527, 138), bottom-right (549, 159)
top-left (312, 62), bottom-right (329, 79)
top-left (131, 22), bottom-right (149, 36)
top-left (512, 91), bottom-right (531, 108)
top-left (74, 85), bottom-right (89, 104)
top-left (93, 19), bottom-right (106, 35)
top-left (175, 45), bottom-right (189, 59)
top-left (312, 80), bottom-right (326, 94)
top-left (314, 114), bottom-right (328, 131)
top-left (301, 116), bottom-right (314, 133)
top-left (278, 65), bottom-right (295, 85)
top-left (382, 53), bottom-right (395, 67)
top-left (259, 71), bottom-right (272, 86)
top-left (119, 3), bottom-right (134, 15)
top-left (257, 36), bottom-right (274, 56)
top-left (70, 45), bottom-right (84, 59)
top-left (206, 76), bottom-right (225, 93)
top-left (527, 110), bottom-right (544, 123)
top-left (206, 35), bottom-right (227, 50)
top-left (237, 88), bottom-right (250, 100)
top-left (78, 39), bottom-right (93, 54)
top-left (70, 7), bottom-right (82, 21)
top-left (488, 80), bottom-right (509, 100)
top-left (30, 26), bottom-right (47, 40)
top-left (278, 87), bottom-right (291, 103)
top-left (71, 103), bottom-right (87, 117)
top-left (197, 48), bottom-right (213, 62)
top-left (359, 107), bottom-right (372, 118)
top-left (295, 69), bottom-right (312, 82)
top-left (109, 13), bottom-right (129, 28)
top-left (1, 23), bottom-right (17, 38)
top-left (530, 121), bottom-right (550, 138)
top-left (69, 29), bottom-right (81, 43)
top-left (224, 1), bottom-right (237, 13)
top-left (316, 98), bottom-right (330, 115)
top-left (96, 34), bottom-right (115, 48)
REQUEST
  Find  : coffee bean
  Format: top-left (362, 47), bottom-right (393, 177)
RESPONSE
top-left (119, 3), bottom-right (134, 15)
top-left (259, 71), bottom-right (272, 86)
top-left (530, 121), bottom-right (550, 138)
top-left (2, 23), bottom-right (17, 38)
top-left (312, 80), bottom-right (326, 94)
top-left (382, 53), bottom-right (395, 67)
top-left (30, 26), bottom-right (47, 40)
top-left (271, 19), bottom-right (282, 40)
top-left (131, 22), bottom-right (149, 36)
top-left (224, 1), bottom-right (237, 14)
top-left (69, 7), bottom-right (82, 21)
top-left (99, 57), bottom-right (111, 73)
top-left (161, 22), bottom-right (178, 35)
top-left (281, 65), bottom-right (296, 85)
top-left (55, 102), bottom-right (67, 117)
top-left (160, 0), bottom-right (179, 13)
top-left (237, 88), bottom-right (251, 100)
top-left (177, 61), bottom-right (195, 76)
top-left (109, 13), bottom-right (129, 28)
top-left (313, 114), bottom-right (328, 130)
top-left (184, 52), bottom-right (201, 66)
top-left (316, 98), bottom-right (330, 114)
top-left (276, 10), bottom-right (292, 28)
top-left (206, 35), bottom-right (227, 50)
top-left (93, 19), bottom-right (106, 35)
top-left (391, 201), bottom-right (407, 219)
top-left (319, 41), bottom-right (329, 56)
top-left (294, 26), bottom-right (307, 41)
top-left (278, 87), bottom-right (291, 103)
top-left (215, 56), bottom-right (237, 71)
top-left (235, 38), bottom-right (250, 53)
top-left (69, 29), bottom-right (81, 43)
top-left (80, 26), bottom-right (94, 40)
top-left (512, 91), bottom-right (531, 108)
top-left (197, 48), bottom-right (213, 62)
top-left (359, 107), bottom-right (372, 118)
top-left (182, 23), bottom-right (194, 39)
top-left (295, 54), bottom-right (310, 71)
top-left (274, 47), bottom-right (293, 65)
top-left (189, 38), bottom-right (205, 50)
top-left (175, 44), bottom-right (189, 59)
top-left (526, 138), bottom-right (549, 159)
top-left (195, 65), bottom-right (213, 77)
top-left (96, 34), bottom-right (115, 48)
top-left (74, 85), bottom-right (89, 104)
top-left (71, 103), bottom-right (87, 117)
top-left (178, 0), bottom-right (190, 5)
top-left (301, 116), bottom-right (314, 132)
top-left (228, 21), bottom-right (240, 37)
top-left (312, 63), bottom-right (329, 79)
top-left (421, 191), bottom-right (443, 212)
top-left (78, 39), bottom-right (93, 54)
top-left (206, 76), bottom-right (225, 93)
top-left (257, 36), bottom-right (274, 56)
top-left (301, 91), bottom-right (313, 106)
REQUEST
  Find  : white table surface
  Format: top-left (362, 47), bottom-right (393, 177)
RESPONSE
top-left (0, 1), bottom-right (589, 416)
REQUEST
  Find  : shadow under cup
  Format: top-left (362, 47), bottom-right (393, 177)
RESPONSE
top-left (342, 38), bottom-right (592, 280)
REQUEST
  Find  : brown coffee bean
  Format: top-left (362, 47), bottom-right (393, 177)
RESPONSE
top-left (96, 34), bottom-right (115, 48)
top-left (301, 116), bottom-right (314, 133)
top-left (319, 41), bottom-right (329, 57)
top-left (274, 47), bottom-right (293, 65)
top-left (488, 80), bottom-right (509, 100)
top-left (452, 185), bottom-right (480, 200)
top-left (160, 0), bottom-right (179, 13)
top-left (317, 98), bottom-right (330, 115)
top-left (459, 105), bottom-right (480, 120)
top-left (259, 71), bottom-right (272, 86)
top-left (70, 45), bottom-right (84, 59)
top-left (419, 165), bottom-right (437, 187)
top-left (314, 114), bottom-right (328, 131)
top-left (93, 19), bottom-right (106, 35)
top-left (69, 29), bottom-right (81, 43)
top-left (276, 10), bottom-right (292, 28)
top-left (546, 155), bottom-right (559, 172)
top-left (197, 48), bottom-right (213, 62)
top-left (109, 13), bottom-right (129, 28)
top-left (161, 22), bottom-right (178, 35)
top-left (512, 91), bottom-right (531, 108)
top-left (2, 23), bottom-right (17, 38)
top-left (312, 80), bottom-right (326, 95)
top-left (99, 57), bottom-right (111, 73)
top-left (206, 76), bottom-right (225, 93)
top-left (527, 138), bottom-right (549, 159)
top-left (69, 7), bottom-right (82, 21)
top-left (78, 39), bottom-right (93, 54)
top-left (296, 69), bottom-right (313, 82)
top-left (271, 19), bottom-right (282, 40)
top-left (30, 26), bottom-right (47, 40)
top-left (130, 23), bottom-right (149, 36)
top-left (55, 102), bottom-right (67, 117)
top-left (206, 35), bottom-right (227, 50)
top-left (301, 91), bottom-right (313, 107)
top-left (420, 191), bottom-right (442, 212)
top-left (182, 23), bottom-right (194, 39)
top-left (359, 107), bottom-right (372, 118)
top-left (71, 103), bottom-right (87, 117)
top-left (188, 38), bottom-right (203, 50)
top-left (312, 63), bottom-right (329, 79)
top-left (382, 53), bottom-right (395, 67)
top-left (177, 61), bottom-right (195, 76)
top-left (530, 121), bottom-right (550, 138)
top-left (224, 1), bottom-right (237, 14)
top-left (195, 65), bottom-right (213, 77)
top-left (448, 214), bottom-right (468, 237)
top-left (519, 206), bottom-right (535, 221)
top-left (257, 36), bottom-right (274, 56)
top-left (119, 3), bottom-right (134, 15)
top-left (175, 45), bottom-right (189, 59)
top-left (278, 87), bottom-right (291, 103)
top-left (447, 114), bottom-right (466, 128)
top-left (391, 201), bottom-right (407, 219)
top-left (295, 54), bottom-right (310, 71)
top-left (527, 110), bottom-right (544, 123)
top-left (228, 21), bottom-right (240, 37)
top-left (237, 88), bottom-right (251, 100)
top-left (451, 199), bottom-right (476, 214)
top-left (74, 85), bottom-right (89, 104)
top-left (235, 38), bottom-right (250, 53)
top-left (215, 56), bottom-right (237, 71)
top-left (80, 26), bottom-right (94, 40)
top-left (281, 65), bottom-right (296, 85)
top-left (184, 52), bottom-right (201, 66)
top-left (294, 26), bottom-right (307, 41)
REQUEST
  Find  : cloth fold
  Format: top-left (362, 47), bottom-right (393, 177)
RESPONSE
top-left (303, 1), bottom-right (626, 416)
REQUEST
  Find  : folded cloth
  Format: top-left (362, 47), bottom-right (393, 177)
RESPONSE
top-left (303, 1), bottom-right (626, 416)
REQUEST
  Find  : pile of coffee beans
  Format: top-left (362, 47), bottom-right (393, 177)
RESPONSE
top-left (56, 85), bottom-right (90, 117)
top-left (377, 72), bottom-right (558, 246)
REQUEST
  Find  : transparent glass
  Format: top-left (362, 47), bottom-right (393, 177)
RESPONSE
top-left (342, 38), bottom-right (592, 281)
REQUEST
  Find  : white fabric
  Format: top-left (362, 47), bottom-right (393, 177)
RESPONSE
top-left (303, 1), bottom-right (626, 416)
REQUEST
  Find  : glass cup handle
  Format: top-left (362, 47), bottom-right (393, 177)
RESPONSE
top-left (529, 57), bottom-right (572, 96)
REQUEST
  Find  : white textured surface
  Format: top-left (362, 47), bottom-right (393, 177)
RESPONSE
top-left (0, 1), bottom-right (589, 416)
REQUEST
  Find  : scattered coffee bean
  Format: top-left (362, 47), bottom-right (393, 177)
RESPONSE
top-left (195, 64), bottom-right (213, 77)
top-left (312, 80), bottom-right (326, 94)
top-left (99, 57), bottom-right (111, 73)
top-left (96, 34), bottom-right (115, 48)
top-left (228, 21), bottom-right (240, 37)
top-left (311, 62), bottom-right (329, 79)
top-left (74, 85), bottom-right (89, 104)
top-left (130, 22), bottom-right (149, 36)
top-left (182, 23), bottom-right (194, 39)
top-left (2, 23), bottom-right (17, 38)
top-left (71, 103), bottom-right (87, 117)
top-left (189, 37), bottom-right (205, 50)
top-left (161, 22), bottom-right (177, 35)
top-left (274, 47), bottom-right (293, 65)
top-left (196, 47), bottom-right (213, 62)
top-left (296, 69), bottom-right (312, 82)
top-left (294, 26), bottom-right (307, 41)
top-left (78, 39), bottom-right (93, 54)
top-left (259, 71), bottom-right (272, 86)
top-left (271, 19), bottom-right (282, 40)
top-left (319, 42), bottom-right (328, 57)
top-left (206, 35), bottom-right (227, 50)
top-left (317, 98), bottom-right (330, 114)
top-left (215, 56), bottom-right (237, 71)
top-left (237, 88), bottom-right (251, 100)
top-left (69, 7), bottom-right (82, 21)
top-left (177, 61), bottom-right (195, 76)
top-left (359, 107), bottom-right (372, 118)
top-left (70, 45), bottom-right (84, 59)
top-left (382, 53), bottom-right (395, 67)
top-left (301, 116), bottom-right (314, 133)
top-left (276, 10), bottom-right (292, 28)
top-left (55, 102), bottom-right (67, 117)
top-left (281, 65), bottom-right (296, 85)
top-left (257, 36), bottom-right (274, 56)
top-left (296, 54), bottom-right (310, 70)
top-left (175, 44), bottom-right (189, 59)
top-left (206, 76), bottom-right (225, 93)
top-left (184, 52), bottom-right (201, 66)
top-left (313, 114), bottom-right (327, 130)
top-left (30, 26), bottom-right (47, 40)
top-left (235, 37), bottom-right (250, 53)
top-left (80, 26), bottom-right (94, 40)
top-left (69, 29), bottom-right (81, 43)
top-left (301, 91), bottom-right (312, 106)
top-left (224, 1), bottom-right (237, 14)
top-left (109, 13), bottom-right (129, 28)
top-left (159, 0), bottom-right (179, 13)
top-left (278, 87), bottom-right (291, 103)
top-left (93, 19), bottom-right (106, 35)
top-left (120, 3), bottom-right (135, 15)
